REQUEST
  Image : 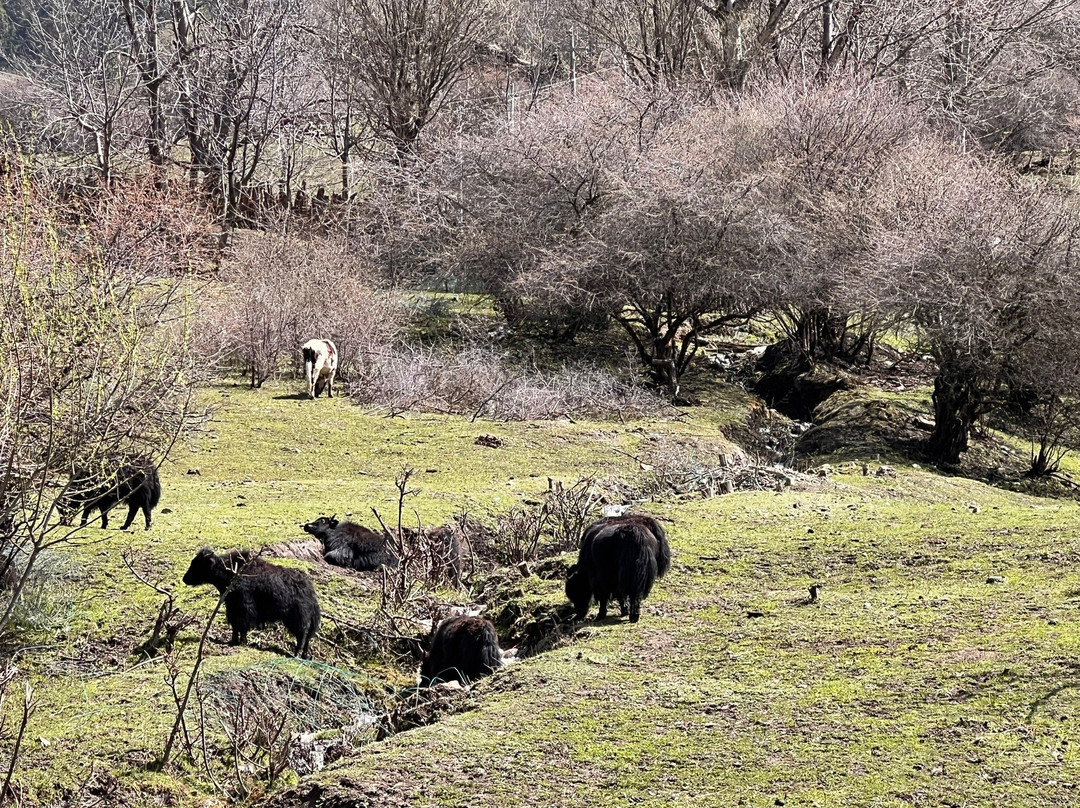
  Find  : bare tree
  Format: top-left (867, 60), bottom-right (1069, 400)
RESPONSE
top-left (424, 79), bottom-right (779, 398)
top-left (565, 0), bottom-right (809, 88)
top-left (309, 0), bottom-right (365, 193)
top-left (119, 0), bottom-right (170, 171)
top-left (0, 171), bottom-right (212, 636)
top-left (343, 0), bottom-right (502, 155)
top-left (747, 79), bottom-right (923, 366)
top-left (873, 140), bottom-right (1080, 465)
top-left (171, 0), bottom-right (312, 222)
top-left (17, 0), bottom-right (142, 184)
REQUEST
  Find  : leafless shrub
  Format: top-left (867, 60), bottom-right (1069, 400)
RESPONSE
top-left (169, 662), bottom-right (383, 800)
top-left (0, 166), bottom-right (210, 640)
top-left (465, 476), bottom-right (606, 567)
top-left (395, 524), bottom-right (470, 589)
top-left (634, 434), bottom-right (814, 498)
top-left (160, 588), bottom-right (224, 769)
top-left (211, 685), bottom-right (293, 799)
top-left (1022, 397), bottom-right (1080, 478)
top-left (486, 505), bottom-right (548, 567)
top-left (355, 345), bottom-right (669, 421)
top-left (210, 231), bottom-right (410, 387)
top-left (123, 549), bottom-right (197, 659)
top-left (541, 477), bottom-right (604, 555)
top-left (0, 664), bottom-right (35, 805)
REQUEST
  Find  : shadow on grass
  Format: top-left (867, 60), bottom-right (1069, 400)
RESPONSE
top-left (271, 393), bottom-right (312, 402)
top-left (1027, 679), bottom-right (1080, 722)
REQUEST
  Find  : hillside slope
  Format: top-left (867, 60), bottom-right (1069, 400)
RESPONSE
top-left (9, 382), bottom-right (1080, 807)
top-left (269, 472), bottom-right (1080, 808)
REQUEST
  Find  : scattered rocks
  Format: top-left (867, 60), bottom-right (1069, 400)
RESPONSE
top-left (185, 468), bottom-right (200, 475)
top-left (986, 575), bottom-right (1007, 584)
top-left (474, 434), bottom-right (503, 448)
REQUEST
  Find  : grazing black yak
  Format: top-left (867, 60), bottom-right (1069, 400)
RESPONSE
top-left (565, 514), bottom-right (671, 623)
top-left (419, 615), bottom-right (503, 686)
top-left (302, 515), bottom-right (399, 571)
top-left (182, 548), bottom-right (320, 658)
top-left (61, 456), bottom-right (162, 531)
top-left (301, 338), bottom-right (338, 399)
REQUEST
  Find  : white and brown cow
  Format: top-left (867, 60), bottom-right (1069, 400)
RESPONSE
top-left (301, 338), bottom-right (338, 399)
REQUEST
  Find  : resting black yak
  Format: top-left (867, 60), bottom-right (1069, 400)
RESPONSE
top-left (419, 615), bottom-right (503, 686)
top-left (302, 515), bottom-right (399, 571)
top-left (301, 338), bottom-right (338, 399)
top-left (565, 514), bottom-right (671, 623)
top-left (182, 548), bottom-right (320, 658)
top-left (61, 456), bottom-right (162, 531)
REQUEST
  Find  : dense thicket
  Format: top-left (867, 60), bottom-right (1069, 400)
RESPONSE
top-left (1, 0), bottom-right (1079, 468)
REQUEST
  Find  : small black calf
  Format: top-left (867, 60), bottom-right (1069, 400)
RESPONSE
top-left (182, 548), bottom-right (320, 658)
top-left (565, 514), bottom-right (671, 623)
top-left (62, 456), bottom-right (161, 531)
top-left (419, 615), bottom-right (503, 686)
top-left (302, 515), bottom-right (399, 571)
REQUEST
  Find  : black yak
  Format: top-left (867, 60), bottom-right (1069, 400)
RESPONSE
top-left (182, 548), bottom-right (320, 658)
top-left (565, 514), bottom-right (671, 623)
top-left (302, 515), bottom-right (399, 571)
top-left (61, 456), bottom-right (162, 531)
top-left (301, 338), bottom-right (338, 399)
top-left (419, 615), bottom-right (502, 686)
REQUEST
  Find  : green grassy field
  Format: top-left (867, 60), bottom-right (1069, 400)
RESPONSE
top-left (8, 379), bottom-right (1080, 808)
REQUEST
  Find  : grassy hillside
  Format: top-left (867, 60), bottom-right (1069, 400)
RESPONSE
top-left (8, 379), bottom-right (1080, 807)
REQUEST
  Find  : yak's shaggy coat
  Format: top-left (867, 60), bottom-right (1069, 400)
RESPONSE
top-left (63, 456), bottom-right (162, 531)
top-left (183, 548), bottom-right (320, 658)
top-left (302, 515), bottom-right (399, 571)
top-left (419, 615), bottom-right (503, 686)
top-left (565, 514), bottom-right (671, 623)
top-left (301, 338), bottom-right (338, 399)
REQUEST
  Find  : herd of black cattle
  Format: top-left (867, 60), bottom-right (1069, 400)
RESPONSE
top-left (62, 455), bottom-right (671, 686)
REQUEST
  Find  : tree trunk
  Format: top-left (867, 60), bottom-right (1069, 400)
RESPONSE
top-left (927, 368), bottom-right (981, 464)
top-left (1028, 443), bottom-right (1053, 477)
top-left (650, 334), bottom-right (680, 400)
top-left (819, 0), bottom-right (833, 79)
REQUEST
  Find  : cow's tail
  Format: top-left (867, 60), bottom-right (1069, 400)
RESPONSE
top-left (302, 346), bottom-right (316, 386)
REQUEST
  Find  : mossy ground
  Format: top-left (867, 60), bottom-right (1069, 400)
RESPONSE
top-left (8, 378), bottom-right (1080, 808)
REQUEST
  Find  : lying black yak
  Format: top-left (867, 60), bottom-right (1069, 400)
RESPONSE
top-left (182, 548), bottom-right (320, 658)
top-left (61, 456), bottom-right (162, 531)
top-left (302, 515), bottom-right (399, 572)
top-left (565, 514), bottom-right (671, 623)
top-left (419, 615), bottom-right (503, 686)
